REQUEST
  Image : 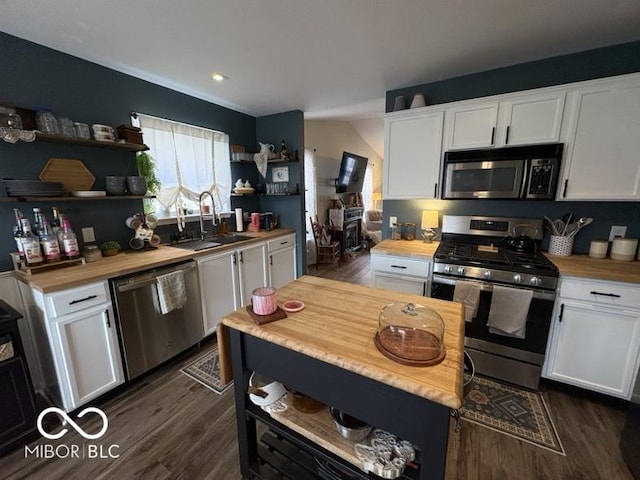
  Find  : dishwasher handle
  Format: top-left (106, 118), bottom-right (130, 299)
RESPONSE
top-left (114, 262), bottom-right (196, 293)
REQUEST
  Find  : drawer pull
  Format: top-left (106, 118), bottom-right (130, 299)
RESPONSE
top-left (69, 294), bottom-right (98, 305)
top-left (390, 265), bottom-right (407, 269)
top-left (590, 291), bottom-right (621, 298)
top-left (280, 241), bottom-right (288, 245)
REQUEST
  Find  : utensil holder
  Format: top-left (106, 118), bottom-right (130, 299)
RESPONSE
top-left (549, 235), bottom-right (574, 256)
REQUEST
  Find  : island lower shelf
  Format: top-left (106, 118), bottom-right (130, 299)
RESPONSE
top-left (247, 395), bottom-right (420, 480)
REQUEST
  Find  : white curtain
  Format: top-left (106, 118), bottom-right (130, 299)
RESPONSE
top-left (361, 164), bottom-right (374, 211)
top-left (304, 148), bottom-right (318, 265)
top-left (135, 114), bottom-right (231, 214)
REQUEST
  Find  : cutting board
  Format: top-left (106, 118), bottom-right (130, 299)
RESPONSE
top-left (39, 158), bottom-right (96, 192)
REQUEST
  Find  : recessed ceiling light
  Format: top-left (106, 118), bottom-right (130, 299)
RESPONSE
top-left (211, 72), bottom-right (227, 82)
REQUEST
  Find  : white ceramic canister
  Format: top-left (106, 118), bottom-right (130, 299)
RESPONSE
top-left (611, 238), bottom-right (638, 261)
top-left (588, 239), bottom-right (609, 259)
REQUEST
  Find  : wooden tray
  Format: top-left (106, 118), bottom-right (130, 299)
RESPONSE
top-left (39, 158), bottom-right (95, 192)
top-left (246, 305), bottom-right (287, 325)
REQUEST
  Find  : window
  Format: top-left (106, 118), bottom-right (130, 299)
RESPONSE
top-left (133, 113), bottom-right (231, 218)
top-left (361, 163), bottom-right (374, 210)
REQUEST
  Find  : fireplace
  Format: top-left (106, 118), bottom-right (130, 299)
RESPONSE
top-left (329, 207), bottom-right (363, 254)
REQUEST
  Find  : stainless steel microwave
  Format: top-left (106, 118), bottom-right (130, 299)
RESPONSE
top-left (442, 143), bottom-right (563, 200)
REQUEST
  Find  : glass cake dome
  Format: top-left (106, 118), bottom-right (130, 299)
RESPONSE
top-left (374, 302), bottom-right (445, 366)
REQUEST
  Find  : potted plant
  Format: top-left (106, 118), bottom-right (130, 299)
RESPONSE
top-left (136, 151), bottom-right (161, 214)
top-left (100, 240), bottom-right (121, 257)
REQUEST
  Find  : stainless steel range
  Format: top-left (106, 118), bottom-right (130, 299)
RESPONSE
top-left (430, 215), bottom-right (558, 389)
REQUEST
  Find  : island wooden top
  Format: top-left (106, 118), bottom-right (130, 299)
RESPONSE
top-left (16, 229), bottom-right (294, 293)
top-left (371, 239), bottom-right (440, 259)
top-left (544, 253), bottom-right (640, 284)
top-left (222, 275), bottom-right (465, 410)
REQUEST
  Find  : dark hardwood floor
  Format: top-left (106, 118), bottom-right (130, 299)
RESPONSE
top-left (1, 250), bottom-right (634, 479)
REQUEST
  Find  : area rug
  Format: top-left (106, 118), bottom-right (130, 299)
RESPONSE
top-left (461, 375), bottom-right (565, 455)
top-left (181, 348), bottom-right (233, 395)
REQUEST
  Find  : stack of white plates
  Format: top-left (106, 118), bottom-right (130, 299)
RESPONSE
top-left (92, 123), bottom-right (115, 142)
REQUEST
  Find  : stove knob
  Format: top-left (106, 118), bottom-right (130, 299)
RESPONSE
top-left (530, 276), bottom-right (541, 286)
top-left (484, 270), bottom-right (493, 280)
top-left (444, 265), bottom-right (454, 274)
top-left (457, 267), bottom-right (466, 275)
top-left (513, 274), bottom-right (522, 284)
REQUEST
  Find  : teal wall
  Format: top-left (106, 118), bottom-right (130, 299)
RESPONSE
top-left (384, 41), bottom-right (640, 254)
top-left (0, 31), bottom-right (307, 274)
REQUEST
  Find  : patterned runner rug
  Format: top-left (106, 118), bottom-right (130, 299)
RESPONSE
top-left (462, 375), bottom-right (565, 455)
top-left (181, 348), bottom-right (233, 395)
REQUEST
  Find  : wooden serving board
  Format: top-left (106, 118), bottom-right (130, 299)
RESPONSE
top-left (39, 158), bottom-right (96, 192)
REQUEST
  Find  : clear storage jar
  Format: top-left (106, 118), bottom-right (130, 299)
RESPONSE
top-left (35, 109), bottom-right (59, 135)
top-left (0, 106), bottom-right (23, 129)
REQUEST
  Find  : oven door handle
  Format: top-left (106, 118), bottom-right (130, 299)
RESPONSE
top-left (432, 275), bottom-right (556, 301)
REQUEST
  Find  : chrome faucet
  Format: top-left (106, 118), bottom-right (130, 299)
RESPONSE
top-left (198, 191), bottom-right (217, 240)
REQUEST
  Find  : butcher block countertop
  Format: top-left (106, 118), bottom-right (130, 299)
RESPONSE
top-left (372, 238), bottom-right (639, 285)
top-left (371, 239), bottom-right (439, 259)
top-left (545, 253), bottom-right (640, 284)
top-left (222, 275), bottom-right (465, 410)
top-left (16, 229), bottom-right (294, 293)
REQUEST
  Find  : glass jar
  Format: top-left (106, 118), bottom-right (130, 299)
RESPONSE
top-left (391, 223), bottom-right (402, 240)
top-left (35, 109), bottom-right (59, 135)
top-left (0, 106), bottom-right (23, 129)
top-left (375, 302), bottom-right (445, 365)
top-left (58, 117), bottom-right (76, 137)
top-left (404, 222), bottom-right (416, 241)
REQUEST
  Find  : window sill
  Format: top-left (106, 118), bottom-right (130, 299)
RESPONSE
top-left (156, 214), bottom-right (210, 227)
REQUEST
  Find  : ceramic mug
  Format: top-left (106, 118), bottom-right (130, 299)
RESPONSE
top-left (252, 287), bottom-right (277, 315)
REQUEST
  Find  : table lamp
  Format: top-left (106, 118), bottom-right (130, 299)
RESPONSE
top-left (421, 210), bottom-right (439, 243)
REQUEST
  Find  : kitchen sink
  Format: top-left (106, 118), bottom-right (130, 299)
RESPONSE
top-left (170, 234), bottom-right (253, 252)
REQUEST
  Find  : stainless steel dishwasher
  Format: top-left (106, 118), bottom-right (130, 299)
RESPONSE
top-left (110, 260), bottom-right (203, 380)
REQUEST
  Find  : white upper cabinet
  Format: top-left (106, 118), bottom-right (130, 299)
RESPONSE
top-left (559, 76), bottom-right (640, 200)
top-left (444, 102), bottom-right (499, 150)
top-left (383, 109), bottom-right (443, 199)
top-left (444, 92), bottom-right (565, 151)
top-left (498, 93), bottom-right (565, 146)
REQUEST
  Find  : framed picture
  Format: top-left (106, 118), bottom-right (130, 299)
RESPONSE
top-left (272, 166), bottom-right (289, 183)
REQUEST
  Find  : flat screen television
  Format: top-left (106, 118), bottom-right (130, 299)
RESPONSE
top-left (336, 151), bottom-right (368, 193)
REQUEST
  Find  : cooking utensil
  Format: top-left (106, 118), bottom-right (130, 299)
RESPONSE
top-left (561, 213), bottom-right (573, 236)
top-left (329, 407), bottom-right (372, 441)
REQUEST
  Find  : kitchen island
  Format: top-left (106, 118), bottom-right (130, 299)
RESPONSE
top-left (222, 275), bottom-right (464, 480)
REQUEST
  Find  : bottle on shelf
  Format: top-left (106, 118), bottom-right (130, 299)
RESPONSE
top-left (280, 139), bottom-right (289, 159)
top-left (56, 213), bottom-right (66, 246)
top-left (40, 219), bottom-right (62, 263)
top-left (32, 207), bottom-right (43, 238)
top-left (13, 208), bottom-right (25, 259)
top-left (60, 218), bottom-right (81, 260)
top-left (51, 207), bottom-right (61, 238)
top-left (19, 218), bottom-right (44, 266)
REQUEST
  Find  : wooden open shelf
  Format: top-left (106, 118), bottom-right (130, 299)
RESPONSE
top-left (0, 195), bottom-right (155, 202)
top-left (34, 132), bottom-right (149, 152)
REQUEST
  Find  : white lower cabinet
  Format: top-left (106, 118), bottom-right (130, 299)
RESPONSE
top-left (370, 253), bottom-right (430, 296)
top-left (198, 241), bottom-right (268, 336)
top-left (51, 303), bottom-right (124, 410)
top-left (267, 233), bottom-right (297, 289)
top-left (22, 280), bottom-right (124, 411)
top-left (543, 277), bottom-right (640, 399)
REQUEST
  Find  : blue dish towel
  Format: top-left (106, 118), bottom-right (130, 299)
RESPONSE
top-left (156, 270), bottom-right (187, 315)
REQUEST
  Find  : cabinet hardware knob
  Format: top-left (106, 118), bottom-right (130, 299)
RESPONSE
top-left (105, 310), bottom-right (111, 328)
top-left (490, 127), bottom-right (495, 145)
top-left (558, 303), bottom-right (565, 323)
top-left (505, 125), bottom-right (510, 144)
top-left (562, 179), bottom-right (568, 197)
top-left (390, 265), bottom-right (407, 269)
